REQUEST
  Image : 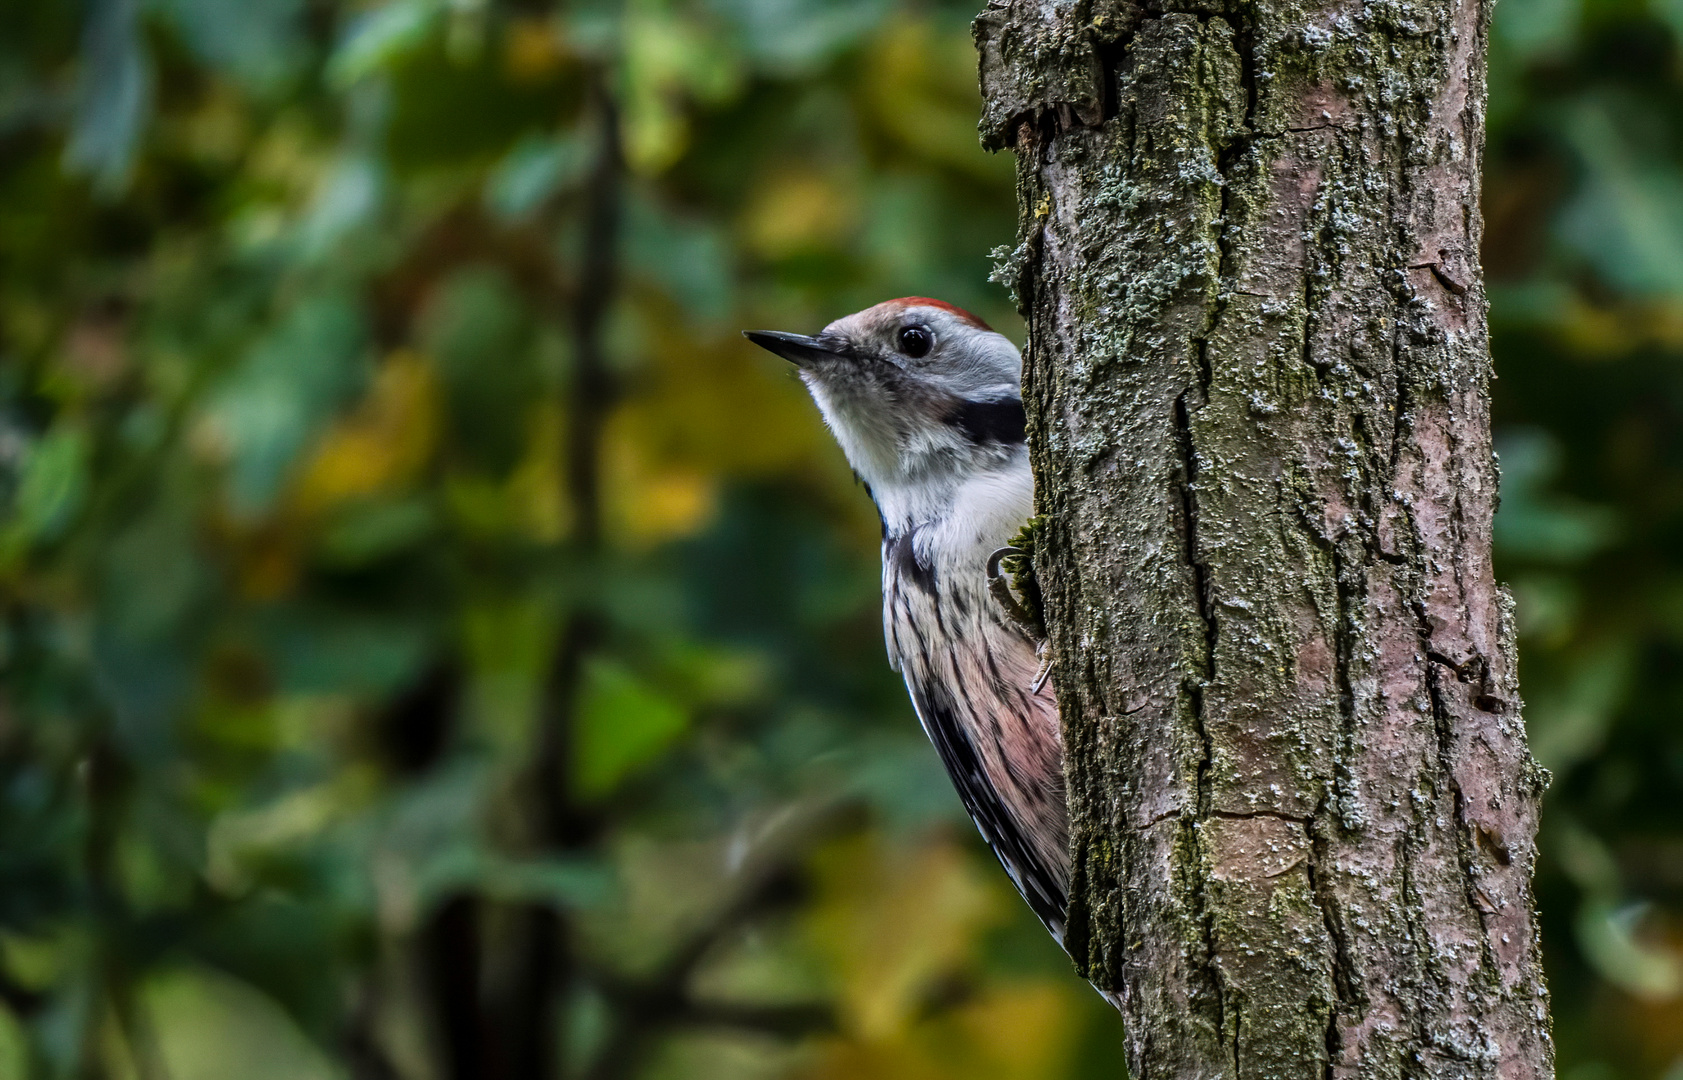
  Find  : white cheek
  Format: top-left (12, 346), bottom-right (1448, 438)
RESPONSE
top-left (803, 375), bottom-right (903, 482)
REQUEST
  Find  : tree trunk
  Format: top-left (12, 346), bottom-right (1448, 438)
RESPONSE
top-left (976, 1), bottom-right (1554, 1076)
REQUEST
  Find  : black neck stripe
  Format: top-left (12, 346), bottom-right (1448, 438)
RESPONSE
top-left (949, 399), bottom-right (1026, 445)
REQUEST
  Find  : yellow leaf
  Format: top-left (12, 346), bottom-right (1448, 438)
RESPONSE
top-left (744, 169), bottom-right (857, 259)
top-left (803, 980), bottom-right (1085, 1080)
top-left (951, 982), bottom-right (1081, 1077)
top-left (603, 408), bottom-right (719, 546)
top-left (805, 832), bottom-right (1003, 1040)
top-left (293, 349), bottom-right (438, 513)
top-left (610, 309), bottom-right (878, 544)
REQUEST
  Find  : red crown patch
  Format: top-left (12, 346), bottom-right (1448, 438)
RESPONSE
top-left (887, 297), bottom-right (993, 332)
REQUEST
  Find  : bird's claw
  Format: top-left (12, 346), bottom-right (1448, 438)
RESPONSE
top-left (988, 546), bottom-right (1052, 693)
top-left (1030, 645), bottom-right (1054, 695)
top-left (986, 547), bottom-right (1038, 635)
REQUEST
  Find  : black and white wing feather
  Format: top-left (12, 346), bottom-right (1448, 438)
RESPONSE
top-left (883, 526), bottom-right (1070, 943)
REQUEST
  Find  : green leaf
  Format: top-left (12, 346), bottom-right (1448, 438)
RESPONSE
top-left (574, 657), bottom-right (688, 799)
top-left (299, 152), bottom-right (386, 259)
top-left (1494, 428), bottom-right (1620, 563)
top-left (151, 0), bottom-right (306, 91)
top-left (626, 191), bottom-right (733, 323)
top-left (1492, 0), bottom-right (1578, 59)
top-left (705, 0), bottom-right (889, 71)
top-left (1557, 97), bottom-right (1683, 297)
top-left (418, 848), bottom-right (613, 909)
top-left (63, 0), bottom-right (153, 194)
top-left (485, 133), bottom-right (589, 221)
top-left (143, 967), bottom-right (340, 1080)
top-left (3, 426), bottom-right (88, 553)
top-left (327, 0), bottom-right (441, 88)
top-left (419, 266), bottom-right (537, 475)
top-left (205, 294), bottom-right (369, 517)
top-left (316, 497), bottom-right (436, 567)
top-left (1526, 638), bottom-right (1634, 775)
top-left (1654, 0), bottom-right (1683, 50)
top-left (0, 1002), bottom-right (25, 1080)
top-left (100, 491), bottom-right (203, 645)
top-left (259, 607), bottom-right (430, 696)
top-left (1576, 898), bottom-right (1683, 1001)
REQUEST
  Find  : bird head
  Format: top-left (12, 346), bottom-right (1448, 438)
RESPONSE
top-left (744, 298), bottom-right (1025, 494)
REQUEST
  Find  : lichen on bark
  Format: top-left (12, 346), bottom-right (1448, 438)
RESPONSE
top-left (975, 0), bottom-right (1555, 1076)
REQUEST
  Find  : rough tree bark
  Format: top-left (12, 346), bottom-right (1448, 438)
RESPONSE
top-left (976, 1), bottom-right (1554, 1076)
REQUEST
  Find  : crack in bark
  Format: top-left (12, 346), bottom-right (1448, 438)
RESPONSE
top-left (1412, 261), bottom-right (1470, 296)
top-left (1211, 808), bottom-right (1310, 824)
top-left (1319, 514), bottom-right (1366, 1079)
top-left (1306, 810), bottom-right (1357, 1080)
top-left (1427, 649), bottom-right (1489, 686)
top-left (1140, 806), bottom-right (1313, 833)
top-left (1175, 374), bottom-right (1227, 1073)
top-left (1174, 388), bottom-right (1217, 694)
top-left (1141, 807), bottom-right (1184, 831)
top-left (1233, 998), bottom-right (1244, 1080)
top-left (1426, 656), bottom-right (1506, 1013)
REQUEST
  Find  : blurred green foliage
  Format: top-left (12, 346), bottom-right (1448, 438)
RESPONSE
top-left (1489, 1), bottom-right (1683, 1074)
top-left (0, 0), bottom-right (1680, 1076)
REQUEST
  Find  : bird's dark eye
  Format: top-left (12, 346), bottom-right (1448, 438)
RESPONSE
top-left (897, 325), bottom-right (933, 358)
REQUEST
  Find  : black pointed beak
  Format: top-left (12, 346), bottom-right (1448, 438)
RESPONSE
top-left (742, 330), bottom-right (852, 368)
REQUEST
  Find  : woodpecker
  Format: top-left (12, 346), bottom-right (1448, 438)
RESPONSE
top-left (745, 299), bottom-right (1069, 945)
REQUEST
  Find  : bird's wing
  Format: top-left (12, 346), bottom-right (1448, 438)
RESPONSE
top-left (905, 679), bottom-right (1069, 945)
